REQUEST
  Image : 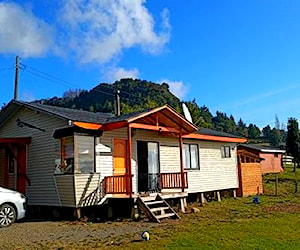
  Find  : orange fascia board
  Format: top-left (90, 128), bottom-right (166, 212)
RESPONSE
top-left (127, 105), bottom-right (198, 131)
top-left (127, 105), bottom-right (168, 123)
top-left (74, 121), bottom-right (102, 130)
top-left (129, 122), bottom-right (180, 133)
top-left (183, 133), bottom-right (247, 143)
top-left (101, 121), bottom-right (128, 131)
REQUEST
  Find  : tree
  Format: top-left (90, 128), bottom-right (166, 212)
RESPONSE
top-left (248, 123), bottom-right (261, 139)
top-left (286, 118), bottom-right (300, 171)
top-left (237, 118), bottom-right (248, 137)
top-left (185, 100), bottom-right (213, 128)
top-left (262, 125), bottom-right (272, 141)
top-left (269, 128), bottom-right (283, 147)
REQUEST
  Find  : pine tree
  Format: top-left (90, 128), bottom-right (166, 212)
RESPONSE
top-left (286, 118), bottom-right (300, 171)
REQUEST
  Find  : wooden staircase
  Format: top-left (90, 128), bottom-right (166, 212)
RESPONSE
top-left (136, 194), bottom-right (180, 223)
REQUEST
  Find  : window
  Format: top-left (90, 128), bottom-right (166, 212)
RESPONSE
top-left (56, 135), bottom-right (95, 174)
top-left (184, 144), bottom-right (199, 169)
top-left (76, 135), bottom-right (95, 173)
top-left (221, 146), bottom-right (231, 158)
top-left (60, 136), bottom-right (74, 174)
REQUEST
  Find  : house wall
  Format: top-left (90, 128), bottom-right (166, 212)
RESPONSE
top-left (93, 129), bottom-right (239, 195)
top-left (0, 148), bottom-right (5, 186)
top-left (74, 128), bottom-right (132, 206)
top-left (0, 106), bottom-right (69, 206)
top-left (185, 139), bottom-right (239, 193)
top-left (260, 152), bottom-right (283, 174)
top-left (237, 162), bottom-right (263, 197)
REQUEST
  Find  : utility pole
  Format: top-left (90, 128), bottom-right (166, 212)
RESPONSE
top-left (14, 56), bottom-right (20, 100)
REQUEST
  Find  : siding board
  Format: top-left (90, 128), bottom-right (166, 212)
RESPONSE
top-left (0, 107), bottom-right (69, 206)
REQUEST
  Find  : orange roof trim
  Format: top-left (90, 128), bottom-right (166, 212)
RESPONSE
top-left (183, 133), bottom-right (247, 143)
top-left (74, 121), bottom-right (102, 130)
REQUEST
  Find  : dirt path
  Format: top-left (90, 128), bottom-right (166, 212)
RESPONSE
top-left (0, 219), bottom-right (158, 249)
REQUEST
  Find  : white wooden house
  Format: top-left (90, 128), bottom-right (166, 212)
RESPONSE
top-left (0, 100), bottom-right (246, 221)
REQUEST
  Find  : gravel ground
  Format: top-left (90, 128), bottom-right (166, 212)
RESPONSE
top-left (0, 219), bottom-right (158, 250)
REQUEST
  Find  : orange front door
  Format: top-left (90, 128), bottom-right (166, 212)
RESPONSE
top-left (113, 139), bottom-right (127, 175)
top-left (113, 139), bottom-right (127, 193)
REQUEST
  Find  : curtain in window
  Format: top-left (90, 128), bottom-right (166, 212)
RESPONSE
top-left (147, 142), bottom-right (159, 190)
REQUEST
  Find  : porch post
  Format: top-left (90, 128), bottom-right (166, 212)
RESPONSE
top-left (127, 125), bottom-right (132, 198)
top-left (179, 131), bottom-right (185, 192)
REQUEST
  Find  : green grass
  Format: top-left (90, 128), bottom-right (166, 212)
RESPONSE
top-left (113, 197), bottom-right (299, 250)
top-left (37, 168), bottom-right (300, 250)
top-left (105, 168), bottom-right (300, 250)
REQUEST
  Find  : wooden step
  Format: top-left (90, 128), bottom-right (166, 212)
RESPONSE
top-left (145, 200), bottom-right (164, 206)
top-left (156, 213), bottom-right (176, 220)
top-left (137, 194), bottom-right (180, 223)
top-left (150, 206), bottom-right (169, 213)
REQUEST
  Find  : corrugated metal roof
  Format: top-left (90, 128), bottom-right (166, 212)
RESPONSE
top-left (15, 100), bottom-right (114, 123)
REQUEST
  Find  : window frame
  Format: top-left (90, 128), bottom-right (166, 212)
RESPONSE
top-left (57, 134), bottom-right (96, 175)
top-left (183, 143), bottom-right (200, 170)
top-left (221, 146), bottom-right (231, 158)
top-left (75, 135), bottom-right (96, 174)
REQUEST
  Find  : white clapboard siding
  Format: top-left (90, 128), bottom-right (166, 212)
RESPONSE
top-left (74, 173), bottom-right (101, 206)
top-left (0, 106), bottom-right (68, 206)
top-left (186, 140), bottom-right (238, 193)
top-left (54, 175), bottom-right (76, 207)
top-left (160, 145), bottom-right (180, 173)
top-left (97, 128), bottom-right (139, 193)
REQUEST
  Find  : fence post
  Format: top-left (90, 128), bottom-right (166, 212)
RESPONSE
top-left (275, 174), bottom-right (279, 196)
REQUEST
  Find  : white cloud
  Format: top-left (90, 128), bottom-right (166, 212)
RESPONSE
top-left (20, 91), bottom-right (36, 102)
top-left (158, 79), bottom-right (188, 99)
top-left (0, 2), bottom-right (53, 57)
top-left (58, 0), bottom-right (171, 64)
top-left (106, 67), bottom-right (139, 82)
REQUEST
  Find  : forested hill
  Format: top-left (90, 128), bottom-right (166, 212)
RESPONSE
top-left (42, 78), bottom-right (181, 114)
top-left (38, 78), bottom-right (286, 146)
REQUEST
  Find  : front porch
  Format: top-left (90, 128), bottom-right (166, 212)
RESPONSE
top-left (105, 171), bottom-right (188, 195)
top-left (81, 171), bottom-right (188, 206)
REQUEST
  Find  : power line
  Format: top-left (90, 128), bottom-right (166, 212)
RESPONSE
top-left (21, 63), bottom-right (146, 103)
top-left (21, 63), bottom-right (116, 98)
top-left (20, 62), bottom-right (150, 106)
top-left (0, 66), bottom-right (14, 72)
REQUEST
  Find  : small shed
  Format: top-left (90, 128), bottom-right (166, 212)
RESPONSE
top-left (238, 144), bottom-right (285, 174)
top-left (237, 148), bottom-right (263, 197)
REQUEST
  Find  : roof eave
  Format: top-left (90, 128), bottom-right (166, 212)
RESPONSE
top-left (183, 133), bottom-right (248, 143)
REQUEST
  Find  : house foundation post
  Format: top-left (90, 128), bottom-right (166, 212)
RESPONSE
top-left (179, 198), bottom-right (186, 213)
top-left (233, 189), bottom-right (237, 198)
top-left (75, 208), bottom-right (81, 220)
top-left (216, 191), bottom-right (221, 202)
top-left (199, 192), bottom-right (207, 205)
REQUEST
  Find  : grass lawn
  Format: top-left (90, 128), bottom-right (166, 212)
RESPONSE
top-left (104, 168), bottom-right (300, 250)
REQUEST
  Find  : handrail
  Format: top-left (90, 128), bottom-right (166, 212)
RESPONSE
top-left (159, 172), bottom-right (188, 189)
top-left (104, 175), bottom-right (133, 194)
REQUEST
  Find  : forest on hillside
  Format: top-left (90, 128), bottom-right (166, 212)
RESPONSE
top-left (35, 78), bottom-right (285, 147)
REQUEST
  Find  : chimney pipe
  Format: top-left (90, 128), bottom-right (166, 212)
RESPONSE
top-left (114, 90), bottom-right (121, 116)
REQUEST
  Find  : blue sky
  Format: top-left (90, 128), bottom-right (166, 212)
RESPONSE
top-left (1, 0), bottom-right (300, 129)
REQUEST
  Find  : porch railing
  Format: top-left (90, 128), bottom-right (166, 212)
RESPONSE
top-left (104, 175), bottom-right (133, 194)
top-left (159, 172), bottom-right (188, 189)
